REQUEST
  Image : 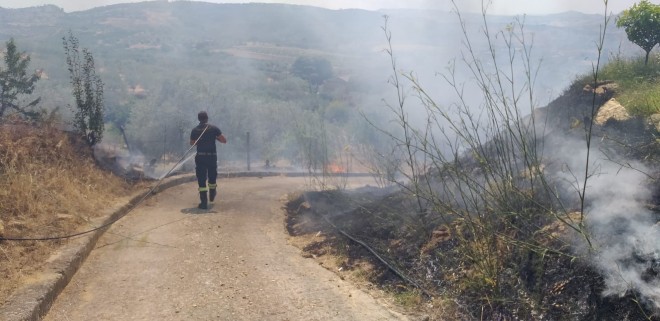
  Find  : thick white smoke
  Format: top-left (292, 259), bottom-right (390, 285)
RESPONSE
top-left (552, 135), bottom-right (660, 308)
top-left (588, 160), bottom-right (660, 308)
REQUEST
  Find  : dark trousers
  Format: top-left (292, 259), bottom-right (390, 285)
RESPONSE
top-left (195, 155), bottom-right (217, 190)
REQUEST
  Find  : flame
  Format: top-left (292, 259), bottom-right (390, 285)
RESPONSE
top-left (326, 162), bottom-right (346, 173)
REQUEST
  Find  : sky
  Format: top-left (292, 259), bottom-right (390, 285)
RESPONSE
top-left (0, 0), bottom-right (645, 15)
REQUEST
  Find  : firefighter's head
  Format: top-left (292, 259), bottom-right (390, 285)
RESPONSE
top-left (198, 111), bottom-right (208, 123)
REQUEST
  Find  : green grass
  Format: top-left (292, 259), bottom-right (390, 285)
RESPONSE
top-left (595, 55), bottom-right (660, 116)
top-left (615, 83), bottom-right (660, 116)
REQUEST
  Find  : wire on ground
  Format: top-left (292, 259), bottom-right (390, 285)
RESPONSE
top-left (0, 126), bottom-right (209, 242)
top-left (304, 196), bottom-right (435, 298)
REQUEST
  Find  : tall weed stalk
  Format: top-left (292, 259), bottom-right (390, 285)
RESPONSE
top-left (372, 0), bottom-right (612, 317)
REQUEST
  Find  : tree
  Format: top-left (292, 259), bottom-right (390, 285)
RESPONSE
top-left (616, 0), bottom-right (660, 65)
top-left (105, 100), bottom-right (132, 151)
top-left (63, 32), bottom-right (104, 146)
top-left (0, 38), bottom-right (41, 119)
top-left (290, 56), bottom-right (333, 91)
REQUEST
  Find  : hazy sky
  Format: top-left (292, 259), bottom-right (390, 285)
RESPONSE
top-left (0, 0), bottom-right (643, 15)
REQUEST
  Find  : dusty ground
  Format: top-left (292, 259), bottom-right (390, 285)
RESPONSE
top-left (43, 176), bottom-right (407, 321)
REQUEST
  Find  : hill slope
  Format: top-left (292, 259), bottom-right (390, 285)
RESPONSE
top-left (0, 122), bottom-right (135, 302)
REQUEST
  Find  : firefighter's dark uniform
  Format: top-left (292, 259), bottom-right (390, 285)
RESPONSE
top-left (190, 123), bottom-right (222, 209)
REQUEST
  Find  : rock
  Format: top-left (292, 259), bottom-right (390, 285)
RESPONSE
top-left (583, 81), bottom-right (618, 95)
top-left (595, 98), bottom-right (630, 125)
top-left (0, 220), bottom-right (4, 236)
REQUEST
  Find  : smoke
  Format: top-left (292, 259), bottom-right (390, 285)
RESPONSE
top-left (550, 134), bottom-right (660, 308)
top-left (93, 140), bottom-right (197, 180)
top-left (152, 151), bottom-right (196, 180)
top-left (587, 160), bottom-right (660, 308)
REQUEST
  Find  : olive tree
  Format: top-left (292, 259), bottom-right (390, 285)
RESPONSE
top-left (616, 0), bottom-right (660, 65)
top-left (0, 38), bottom-right (41, 119)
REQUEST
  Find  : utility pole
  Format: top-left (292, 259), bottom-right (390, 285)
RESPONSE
top-left (246, 131), bottom-right (251, 171)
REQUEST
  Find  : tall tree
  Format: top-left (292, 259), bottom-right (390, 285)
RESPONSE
top-left (616, 0), bottom-right (660, 65)
top-left (63, 31), bottom-right (104, 146)
top-left (0, 38), bottom-right (41, 119)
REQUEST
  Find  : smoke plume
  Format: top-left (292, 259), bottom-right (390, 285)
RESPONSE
top-left (552, 134), bottom-right (660, 308)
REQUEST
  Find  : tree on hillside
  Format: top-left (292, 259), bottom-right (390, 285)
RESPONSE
top-left (0, 38), bottom-right (41, 119)
top-left (63, 32), bottom-right (104, 146)
top-left (291, 56), bottom-right (333, 92)
top-left (105, 101), bottom-right (132, 151)
top-left (616, 0), bottom-right (660, 65)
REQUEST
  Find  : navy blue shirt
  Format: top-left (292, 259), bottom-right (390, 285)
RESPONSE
top-left (190, 123), bottom-right (222, 154)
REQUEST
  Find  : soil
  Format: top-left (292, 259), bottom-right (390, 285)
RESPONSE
top-left (42, 176), bottom-right (409, 321)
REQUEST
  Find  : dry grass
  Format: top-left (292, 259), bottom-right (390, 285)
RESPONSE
top-left (0, 121), bottom-right (135, 302)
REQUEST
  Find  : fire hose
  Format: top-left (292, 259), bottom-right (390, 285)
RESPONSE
top-left (1, 125), bottom-right (436, 302)
top-left (305, 198), bottom-right (435, 298)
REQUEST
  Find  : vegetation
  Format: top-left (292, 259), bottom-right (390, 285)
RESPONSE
top-left (590, 54), bottom-right (660, 115)
top-left (616, 0), bottom-right (660, 65)
top-left (290, 56), bottom-right (333, 92)
top-left (0, 38), bottom-right (41, 120)
top-left (289, 1), bottom-right (659, 319)
top-left (0, 121), bottom-right (133, 301)
top-left (63, 32), bottom-right (105, 146)
top-left (373, 9), bottom-right (585, 317)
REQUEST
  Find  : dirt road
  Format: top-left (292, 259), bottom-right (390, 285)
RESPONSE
top-left (43, 176), bottom-right (407, 321)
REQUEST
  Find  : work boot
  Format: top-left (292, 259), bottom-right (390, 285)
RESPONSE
top-left (209, 183), bottom-right (217, 202)
top-left (198, 191), bottom-right (208, 209)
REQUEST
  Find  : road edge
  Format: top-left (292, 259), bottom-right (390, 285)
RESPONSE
top-left (0, 174), bottom-right (197, 321)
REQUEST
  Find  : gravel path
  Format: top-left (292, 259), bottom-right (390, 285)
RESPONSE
top-left (43, 176), bottom-right (406, 321)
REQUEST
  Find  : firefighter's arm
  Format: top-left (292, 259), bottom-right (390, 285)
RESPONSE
top-left (217, 134), bottom-right (227, 144)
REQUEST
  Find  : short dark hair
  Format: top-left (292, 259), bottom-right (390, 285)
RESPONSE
top-left (198, 111), bottom-right (208, 123)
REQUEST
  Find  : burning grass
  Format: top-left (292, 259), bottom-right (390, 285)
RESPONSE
top-left (0, 121), bottom-right (135, 302)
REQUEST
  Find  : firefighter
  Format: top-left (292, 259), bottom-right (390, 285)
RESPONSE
top-left (190, 111), bottom-right (227, 209)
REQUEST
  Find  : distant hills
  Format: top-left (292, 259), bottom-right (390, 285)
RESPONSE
top-left (0, 2), bottom-right (640, 100)
top-left (0, 1), bottom-right (645, 162)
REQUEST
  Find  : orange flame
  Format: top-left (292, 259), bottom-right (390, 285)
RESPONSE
top-left (326, 163), bottom-right (346, 173)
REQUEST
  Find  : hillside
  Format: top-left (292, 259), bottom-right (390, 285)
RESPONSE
top-left (0, 122), bottom-right (136, 302)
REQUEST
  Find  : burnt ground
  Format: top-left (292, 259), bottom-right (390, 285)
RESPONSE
top-left (285, 187), bottom-right (659, 320)
top-left (284, 188), bottom-right (432, 317)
